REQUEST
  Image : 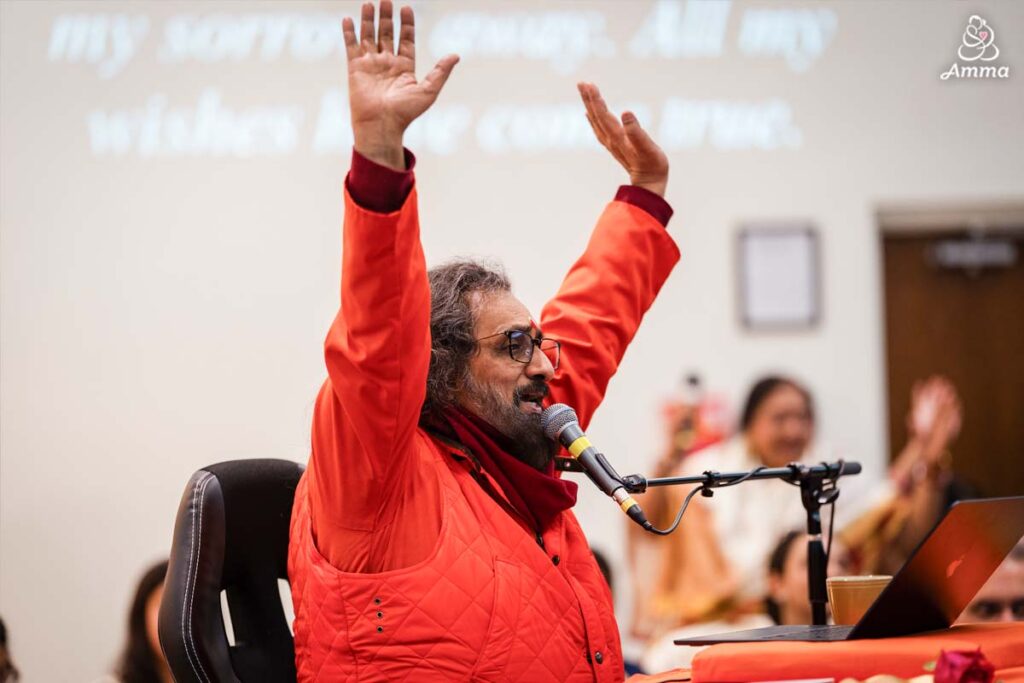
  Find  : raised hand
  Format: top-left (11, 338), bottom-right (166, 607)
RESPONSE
top-left (909, 376), bottom-right (962, 448)
top-left (914, 376), bottom-right (962, 465)
top-left (343, 2), bottom-right (459, 169)
top-left (578, 82), bottom-right (669, 197)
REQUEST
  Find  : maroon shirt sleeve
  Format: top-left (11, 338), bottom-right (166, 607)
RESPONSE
top-left (345, 146), bottom-right (672, 228)
top-left (345, 147), bottom-right (417, 213)
top-left (615, 185), bottom-right (674, 228)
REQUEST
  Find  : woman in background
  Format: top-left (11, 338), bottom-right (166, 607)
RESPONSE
top-left (629, 374), bottom-right (961, 638)
top-left (0, 617), bottom-right (19, 682)
top-left (630, 376), bottom-right (821, 637)
top-left (110, 559), bottom-right (171, 683)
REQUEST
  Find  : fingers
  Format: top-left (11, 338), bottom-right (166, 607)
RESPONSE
top-left (621, 110), bottom-right (659, 154)
top-left (378, 0), bottom-right (394, 53)
top-left (398, 5), bottom-right (416, 64)
top-left (582, 106), bottom-right (621, 164)
top-left (940, 396), bottom-right (963, 429)
top-left (581, 82), bottom-right (624, 143)
top-left (359, 2), bottom-right (376, 52)
top-left (921, 375), bottom-right (956, 409)
top-left (421, 54), bottom-right (459, 95)
top-left (583, 116), bottom-right (627, 169)
top-left (578, 85), bottom-right (604, 138)
top-left (342, 17), bottom-right (358, 60)
top-left (578, 83), bottom-right (600, 136)
top-left (579, 82), bottom-right (632, 168)
top-left (347, 3), bottom-right (412, 61)
top-left (947, 399), bottom-right (963, 436)
top-left (578, 84), bottom-right (601, 132)
top-left (579, 84), bottom-right (603, 136)
top-left (583, 111), bottom-right (603, 144)
top-left (591, 85), bottom-right (626, 143)
top-left (579, 84), bottom-right (612, 143)
top-left (910, 374), bottom-right (963, 442)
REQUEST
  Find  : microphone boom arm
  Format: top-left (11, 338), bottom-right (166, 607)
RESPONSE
top-left (619, 460), bottom-right (861, 494)
top-left (616, 459), bottom-right (861, 627)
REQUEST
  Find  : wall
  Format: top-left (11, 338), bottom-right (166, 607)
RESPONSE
top-left (2, 1), bottom-right (1022, 678)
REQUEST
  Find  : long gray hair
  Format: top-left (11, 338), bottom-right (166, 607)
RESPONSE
top-left (421, 259), bottom-right (511, 424)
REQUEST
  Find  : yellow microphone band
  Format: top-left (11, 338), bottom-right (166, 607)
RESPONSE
top-left (567, 436), bottom-right (592, 458)
top-left (619, 497), bottom-right (638, 513)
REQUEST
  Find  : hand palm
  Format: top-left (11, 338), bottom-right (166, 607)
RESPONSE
top-left (578, 82), bottom-right (669, 197)
top-left (342, 2), bottom-right (458, 165)
top-left (349, 52), bottom-right (430, 130)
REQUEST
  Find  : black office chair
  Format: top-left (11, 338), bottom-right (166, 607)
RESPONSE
top-left (158, 459), bottom-right (304, 683)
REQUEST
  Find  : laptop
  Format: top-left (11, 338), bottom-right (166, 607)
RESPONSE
top-left (675, 496), bottom-right (1024, 644)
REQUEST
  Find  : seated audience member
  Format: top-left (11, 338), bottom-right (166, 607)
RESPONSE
top-left (957, 541), bottom-right (1024, 624)
top-left (764, 530), bottom-right (852, 626)
top-left (0, 617), bottom-right (19, 682)
top-left (840, 376), bottom-right (966, 575)
top-left (630, 375), bottom-right (961, 637)
top-left (764, 530), bottom-right (815, 627)
top-left (107, 560), bottom-right (171, 683)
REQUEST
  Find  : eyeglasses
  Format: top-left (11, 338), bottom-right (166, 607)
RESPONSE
top-left (477, 330), bottom-right (561, 370)
top-left (966, 597), bottom-right (1024, 620)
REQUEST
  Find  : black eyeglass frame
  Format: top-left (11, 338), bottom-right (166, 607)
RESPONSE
top-left (476, 330), bottom-right (561, 370)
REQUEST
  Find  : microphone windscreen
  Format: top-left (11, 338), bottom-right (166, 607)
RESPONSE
top-left (840, 461), bottom-right (862, 476)
top-left (542, 403), bottom-right (578, 440)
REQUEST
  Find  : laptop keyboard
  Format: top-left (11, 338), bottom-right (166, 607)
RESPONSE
top-left (674, 624), bottom-right (856, 644)
top-left (754, 626), bottom-right (853, 640)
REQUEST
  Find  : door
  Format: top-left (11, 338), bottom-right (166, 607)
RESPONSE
top-left (882, 225), bottom-right (1024, 497)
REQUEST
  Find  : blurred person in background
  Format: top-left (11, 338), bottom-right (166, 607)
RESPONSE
top-left (641, 530), bottom-right (851, 672)
top-left (101, 560), bottom-right (171, 683)
top-left (0, 617), bottom-right (19, 682)
top-left (956, 540), bottom-right (1024, 624)
top-left (630, 374), bottom-right (962, 638)
top-left (657, 374), bottom-right (729, 459)
top-left (841, 376), bottom-right (966, 576)
top-left (763, 530), bottom-right (851, 626)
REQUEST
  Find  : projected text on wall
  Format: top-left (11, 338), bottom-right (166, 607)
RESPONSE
top-left (47, 1), bottom-right (838, 158)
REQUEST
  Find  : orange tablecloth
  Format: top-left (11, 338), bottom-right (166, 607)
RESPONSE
top-left (690, 623), bottom-right (1024, 682)
top-left (995, 667), bottom-right (1024, 683)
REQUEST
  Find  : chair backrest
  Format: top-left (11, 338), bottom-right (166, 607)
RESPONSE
top-left (158, 459), bottom-right (304, 683)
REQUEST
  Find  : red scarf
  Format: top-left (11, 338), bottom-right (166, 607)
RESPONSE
top-left (444, 408), bottom-right (578, 532)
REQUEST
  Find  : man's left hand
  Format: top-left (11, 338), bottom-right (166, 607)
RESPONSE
top-left (579, 82), bottom-right (669, 197)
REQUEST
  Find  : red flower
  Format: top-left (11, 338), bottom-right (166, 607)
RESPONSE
top-left (934, 648), bottom-right (995, 683)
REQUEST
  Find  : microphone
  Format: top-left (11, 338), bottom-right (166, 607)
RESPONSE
top-left (542, 404), bottom-right (651, 530)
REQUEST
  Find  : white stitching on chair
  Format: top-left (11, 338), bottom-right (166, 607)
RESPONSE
top-left (182, 472), bottom-right (214, 683)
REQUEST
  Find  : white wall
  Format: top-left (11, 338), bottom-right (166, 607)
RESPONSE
top-left (2, 1), bottom-right (1022, 678)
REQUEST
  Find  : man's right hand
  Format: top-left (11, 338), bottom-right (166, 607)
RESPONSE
top-left (343, 1), bottom-right (459, 170)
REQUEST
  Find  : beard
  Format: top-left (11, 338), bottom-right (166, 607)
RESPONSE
top-left (462, 375), bottom-right (557, 470)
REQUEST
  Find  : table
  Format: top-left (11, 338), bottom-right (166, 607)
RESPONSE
top-left (690, 623), bottom-right (1024, 682)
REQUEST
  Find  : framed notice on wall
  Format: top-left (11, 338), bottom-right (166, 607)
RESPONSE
top-left (737, 225), bottom-right (820, 330)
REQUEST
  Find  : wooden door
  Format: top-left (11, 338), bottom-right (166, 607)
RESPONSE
top-left (883, 230), bottom-right (1024, 496)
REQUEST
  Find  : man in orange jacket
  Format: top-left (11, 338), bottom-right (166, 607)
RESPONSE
top-left (288, 2), bottom-right (681, 681)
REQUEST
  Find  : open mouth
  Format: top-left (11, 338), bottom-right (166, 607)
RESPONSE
top-left (516, 391), bottom-right (546, 415)
top-left (519, 399), bottom-right (544, 415)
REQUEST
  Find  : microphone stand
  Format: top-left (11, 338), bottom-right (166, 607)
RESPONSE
top-left (617, 461), bottom-right (861, 626)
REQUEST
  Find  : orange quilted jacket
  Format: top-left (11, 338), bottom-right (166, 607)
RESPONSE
top-left (288, 182), bottom-right (679, 682)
